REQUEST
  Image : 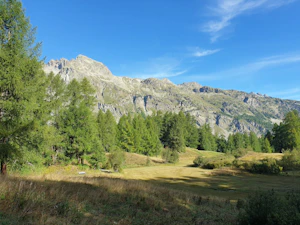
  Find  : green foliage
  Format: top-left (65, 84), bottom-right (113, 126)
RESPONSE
top-left (238, 190), bottom-right (300, 225)
top-left (107, 148), bottom-right (125, 172)
top-left (198, 124), bottom-right (217, 151)
top-left (58, 79), bottom-right (105, 166)
top-left (261, 138), bottom-right (272, 153)
top-left (117, 115), bottom-right (135, 152)
top-left (231, 148), bottom-right (250, 158)
top-left (0, 0), bottom-right (47, 172)
top-left (193, 155), bottom-right (206, 167)
top-left (97, 110), bottom-right (117, 152)
top-left (193, 154), bottom-right (235, 169)
top-left (161, 148), bottom-right (179, 163)
top-left (241, 158), bottom-right (282, 175)
top-left (249, 131), bottom-right (261, 152)
top-left (280, 149), bottom-right (300, 171)
top-left (272, 110), bottom-right (300, 152)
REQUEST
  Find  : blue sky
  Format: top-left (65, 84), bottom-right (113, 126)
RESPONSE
top-left (22, 0), bottom-right (300, 100)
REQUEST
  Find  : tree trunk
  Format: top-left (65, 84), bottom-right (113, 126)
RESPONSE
top-left (1, 161), bottom-right (7, 175)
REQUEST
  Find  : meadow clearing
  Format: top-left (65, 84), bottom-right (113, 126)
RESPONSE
top-left (0, 148), bottom-right (299, 224)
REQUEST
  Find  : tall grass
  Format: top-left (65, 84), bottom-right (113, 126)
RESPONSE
top-left (0, 174), bottom-right (238, 225)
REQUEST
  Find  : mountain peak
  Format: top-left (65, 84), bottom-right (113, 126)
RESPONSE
top-left (44, 54), bottom-right (113, 82)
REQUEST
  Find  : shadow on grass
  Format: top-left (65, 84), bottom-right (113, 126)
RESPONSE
top-left (0, 175), bottom-right (238, 225)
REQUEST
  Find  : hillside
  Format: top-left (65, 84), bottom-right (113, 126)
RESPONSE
top-left (44, 55), bottom-right (300, 136)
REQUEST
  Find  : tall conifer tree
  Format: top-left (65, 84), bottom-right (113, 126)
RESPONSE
top-left (0, 0), bottom-right (47, 174)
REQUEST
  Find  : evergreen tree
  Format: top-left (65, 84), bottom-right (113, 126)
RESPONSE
top-left (0, 0), bottom-right (47, 174)
top-left (226, 134), bottom-right (235, 153)
top-left (97, 110), bottom-right (117, 152)
top-left (262, 138), bottom-right (272, 153)
top-left (145, 117), bottom-right (162, 156)
top-left (132, 114), bottom-right (147, 154)
top-left (243, 133), bottom-right (251, 148)
top-left (198, 124), bottom-right (217, 151)
top-left (59, 79), bottom-right (105, 166)
top-left (184, 113), bottom-right (199, 148)
top-left (117, 115), bottom-right (135, 152)
top-left (233, 133), bottom-right (244, 149)
top-left (216, 135), bottom-right (227, 152)
top-left (250, 131), bottom-right (261, 152)
top-left (272, 110), bottom-right (300, 152)
top-left (168, 115), bottom-right (185, 152)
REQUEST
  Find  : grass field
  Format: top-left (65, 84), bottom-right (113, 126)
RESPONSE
top-left (121, 149), bottom-right (299, 200)
top-left (1, 148), bottom-right (299, 224)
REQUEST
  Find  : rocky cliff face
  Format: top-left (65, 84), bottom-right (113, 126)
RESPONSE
top-left (44, 55), bottom-right (300, 137)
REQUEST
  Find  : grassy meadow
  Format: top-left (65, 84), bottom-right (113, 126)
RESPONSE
top-left (1, 148), bottom-right (299, 224)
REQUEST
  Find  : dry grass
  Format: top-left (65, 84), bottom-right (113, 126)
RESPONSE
top-left (239, 151), bottom-right (283, 162)
top-left (0, 174), bottom-right (237, 225)
top-left (1, 148), bottom-right (299, 224)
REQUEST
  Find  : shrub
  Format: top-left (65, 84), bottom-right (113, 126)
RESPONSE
top-left (106, 148), bottom-right (125, 172)
top-left (193, 156), bottom-right (207, 167)
top-left (232, 148), bottom-right (250, 158)
top-left (193, 155), bottom-right (235, 169)
top-left (239, 158), bottom-right (282, 175)
top-left (238, 190), bottom-right (300, 225)
top-left (162, 148), bottom-right (179, 163)
top-left (280, 150), bottom-right (300, 171)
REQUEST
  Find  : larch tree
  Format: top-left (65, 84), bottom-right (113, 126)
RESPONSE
top-left (0, 0), bottom-right (47, 175)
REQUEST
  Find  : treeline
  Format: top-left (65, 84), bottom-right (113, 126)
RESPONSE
top-left (3, 72), bottom-right (300, 172)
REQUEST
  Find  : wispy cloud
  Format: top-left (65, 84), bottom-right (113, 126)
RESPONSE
top-left (127, 56), bottom-right (188, 79)
top-left (187, 53), bottom-right (300, 81)
top-left (267, 88), bottom-right (300, 100)
top-left (202, 0), bottom-right (297, 42)
top-left (191, 48), bottom-right (221, 57)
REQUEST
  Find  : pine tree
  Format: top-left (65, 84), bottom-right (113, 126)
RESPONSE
top-left (168, 114), bottom-right (185, 152)
top-left (226, 134), bottom-right (235, 153)
top-left (97, 110), bottom-right (117, 152)
top-left (262, 138), bottom-right (272, 153)
top-left (250, 131), bottom-right (261, 152)
top-left (184, 113), bottom-right (199, 148)
top-left (198, 124), bottom-right (217, 151)
top-left (0, 0), bottom-right (47, 174)
top-left (59, 79), bottom-right (105, 166)
top-left (233, 133), bottom-right (244, 149)
top-left (216, 134), bottom-right (227, 152)
top-left (145, 117), bottom-right (162, 156)
top-left (117, 115), bottom-right (135, 152)
top-left (243, 133), bottom-right (250, 148)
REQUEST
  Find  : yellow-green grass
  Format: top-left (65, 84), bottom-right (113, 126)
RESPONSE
top-left (0, 174), bottom-right (237, 225)
top-left (239, 151), bottom-right (283, 162)
top-left (119, 149), bottom-right (298, 200)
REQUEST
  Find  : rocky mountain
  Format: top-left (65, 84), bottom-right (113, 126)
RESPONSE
top-left (44, 55), bottom-right (300, 136)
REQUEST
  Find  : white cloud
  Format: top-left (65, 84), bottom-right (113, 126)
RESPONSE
top-left (267, 88), bottom-right (300, 100)
top-left (192, 48), bottom-right (221, 57)
top-left (202, 0), bottom-right (297, 42)
top-left (187, 53), bottom-right (300, 81)
top-left (127, 56), bottom-right (188, 79)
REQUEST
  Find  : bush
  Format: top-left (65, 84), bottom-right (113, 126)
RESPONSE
top-left (232, 148), bottom-right (250, 158)
top-left (162, 148), bottom-right (179, 163)
top-left (106, 148), bottom-right (125, 172)
top-left (193, 155), bottom-right (235, 169)
top-left (238, 190), bottom-right (300, 225)
top-left (280, 150), bottom-right (300, 171)
top-left (239, 158), bottom-right (282, 175)
top-left (193, 156), bottom-right (207, 167)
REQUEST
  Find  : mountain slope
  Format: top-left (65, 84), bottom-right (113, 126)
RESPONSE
top-left (44, 55), bottom-right (300, 136)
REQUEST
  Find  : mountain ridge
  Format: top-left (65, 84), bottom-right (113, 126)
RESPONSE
top-left (44, 55), bottom-right (300, 136)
